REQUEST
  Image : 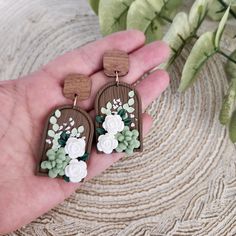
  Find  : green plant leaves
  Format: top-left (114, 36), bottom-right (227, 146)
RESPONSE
top-left (207, 0), bottom-right (236, 21)
top-left (99, 0), bottom-right (134, 35)
top-left (88, 0), bottom-right (100, 15)
top-left (127, 0), bottom-right (182, 42)
top-left (225, 50), bottom-right (236, 80)
top-left (126, 0), bottom-right (165, 42)
top-left (179, 31), bottom-right (216, 91)
top-left (215, 6), bottom-right (230, 47)
top-left (179, 7), bottom-right (230, 91)
top-left (162, 12), bottom-right (190, 67)
top-left (188, 0), bottom-right (210, 30)
top-left (229, 110), bottom-right (236, 142)
top-left (219, 81), bottom-right (236, 125)
top-left (162, 0), bottom-right (210, 68)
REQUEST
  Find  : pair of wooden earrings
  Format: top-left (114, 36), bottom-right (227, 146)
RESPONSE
top-left (37, 50), bottom-right (143, 183)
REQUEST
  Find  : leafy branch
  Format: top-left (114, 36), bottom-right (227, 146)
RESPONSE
top-left (88, 0), bottom-right (236, 142)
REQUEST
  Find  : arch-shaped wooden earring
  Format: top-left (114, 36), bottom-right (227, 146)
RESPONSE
top-left (95, 50), bottom-right (143, 155)
top-left (37, 74), bottom-right (94, 183)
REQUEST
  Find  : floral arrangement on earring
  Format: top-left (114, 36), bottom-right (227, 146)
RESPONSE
top-left (37, 74), bottom-right (94, 183)
top-left (96, 91), bottom-right (140, 155)
top-left (95, 50), bottom-right (143, 155)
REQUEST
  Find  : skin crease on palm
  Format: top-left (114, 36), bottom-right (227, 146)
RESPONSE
top-left (0, 30), bottom-right (170, 234)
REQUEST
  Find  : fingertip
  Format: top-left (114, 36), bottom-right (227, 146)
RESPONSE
top-left (155, 69), bottom-right (170, 90)
top-left (125, 29), bottom-right (146, 46)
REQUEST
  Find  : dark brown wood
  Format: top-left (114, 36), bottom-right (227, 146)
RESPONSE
top-left (37, 105), bottom-right (94, 176)
top-left (63, 74), bottom-right (91, 101)
top-left (95, 81), bottom-right (143, 153)
top-left (103, 50), bottom-right (129, 77)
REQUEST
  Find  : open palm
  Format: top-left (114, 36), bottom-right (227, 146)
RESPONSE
top-left (0, 30), bottom-right (170, 234)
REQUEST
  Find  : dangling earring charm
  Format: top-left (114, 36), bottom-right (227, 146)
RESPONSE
top-left (95, 50), bottom-right (143, 155)
top-left (37, 74), bottom-right (94, 183)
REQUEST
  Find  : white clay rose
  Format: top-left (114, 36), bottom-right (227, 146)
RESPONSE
top-left (97, 133), bottom-right (118, 154)
top-left (102, 114), bottom-right (124, 134)
top-left (65, 159), bottom-right (87, 183)
top-left (65, 137), bottom-right (85, 159)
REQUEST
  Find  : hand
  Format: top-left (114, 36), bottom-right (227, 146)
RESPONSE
top-left (0, 30), bottom-right (170, 234)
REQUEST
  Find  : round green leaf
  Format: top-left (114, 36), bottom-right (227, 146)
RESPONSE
top-left (179, 31), bottom-right (216, 91)
top-left (49, 116), bottom-right (57, 125)
top-left (99, 0), bottom-right (134, 35)
top-left (54, 109), bottom-right (61, 118)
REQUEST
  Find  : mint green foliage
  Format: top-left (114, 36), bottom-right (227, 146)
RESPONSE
top-left (41, 148), bottom-right (70, 178)
top-left (115, 126), bottom-right (140, 155)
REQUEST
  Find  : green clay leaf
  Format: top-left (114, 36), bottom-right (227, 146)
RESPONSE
top-left (63, 176), bottom-right (70, 182)
top-left (80, 152), bottom-right (89, 161)
top-left (179, 31), bottom-right (216, 91)
top-left (96, 127), bottom-right (106, 135)
top-left (225, 50), bottom-right (236, 80)
top-left (99, 0), bottom-right (134, 35)
top-left (128, 91), bottom-right (135, 97)
top-left (71, 127), bottom-right (77, 136)
top-left (78, 126), bottom-right (85, 133)
top-left (128, 98), bottom-right (134, 106)
top-left (219, 81), bottom-right (236, 125)
top-left (124, 118), bottom-right (132, 126)
top-left (96, 115), bottom-right (105, 124)
top-left (58, 170), bottom-right (65, 176)
top-left (54, 109), bottom-right (61, 118)
top-left (215, 6), bottom-right (230, 48)
top-left (118, 108), bottom-right (126, 118)
top-left (40, 161), bottom-right (48, 169)
top-left (48, 169), bottom-right (58, 178)
top-left (49, 116), bottom-right (57, 125)
top-left (123, 103), bottom-right (129, 110)
top-left (52, 124), bottom-right (59, 132)
top-left (127, 107), bottom-right (135, 113)
top-left (229, 110), bottom-right (236, 142)
top-left (88, 0), bottom-right (100, 15)
top-left (106, 102), bottom-right (112, 110)
top-left (45, 162), bottom-right (52, 169)
top-left (132, 129), bottom-right (139, 137)
top-left (48, 130), bottom-right (55, 138)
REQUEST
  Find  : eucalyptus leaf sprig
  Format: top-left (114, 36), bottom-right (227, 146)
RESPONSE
top-left (88, 0), bottom-right (236, 143)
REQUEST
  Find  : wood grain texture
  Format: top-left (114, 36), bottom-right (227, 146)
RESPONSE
top-left (103, 50), bottom-right (129, 77)
top-left (1, 0), bottom-right (236, 235)
top-left (63, 74), bottom-right (91, 101)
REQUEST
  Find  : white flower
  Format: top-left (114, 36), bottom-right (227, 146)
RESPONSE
top-left (65, 137), bottom-right (85, 159)
top-left (97, 133), bottom-right (118, 154)
top-left (102, 114), bottom-right (124, 134)
top-left (65, 159), bottom-right (87, 183)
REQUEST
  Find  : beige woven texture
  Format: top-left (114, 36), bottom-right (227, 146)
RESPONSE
top-left (2, 0), bottom-right (236, 235)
